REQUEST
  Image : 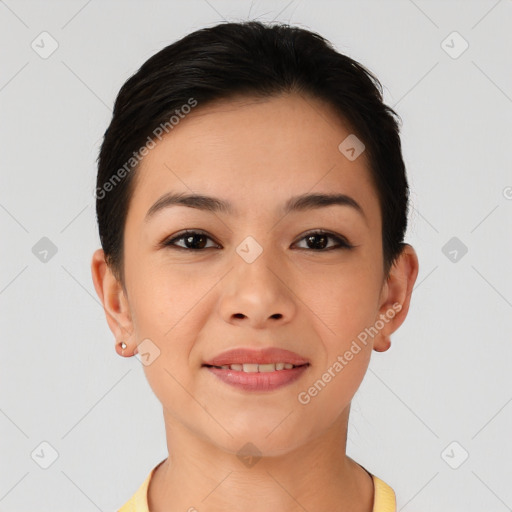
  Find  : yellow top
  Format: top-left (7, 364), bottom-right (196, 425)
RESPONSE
top-left (118, 459), bottom-right (396, 512)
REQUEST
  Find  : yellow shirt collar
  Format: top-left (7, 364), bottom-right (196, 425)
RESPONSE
top-left (118, 460), bottom-right (396, 512)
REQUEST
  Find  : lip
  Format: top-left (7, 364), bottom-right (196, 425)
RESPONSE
top-left (202, 347), bottom-right (310, 392)
top-left (202, 347), bottom-right (310, 367)
top-left (204, 364), bottom-right (310, 392)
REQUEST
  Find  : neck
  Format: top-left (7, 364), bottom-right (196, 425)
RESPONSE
top-left (148, 410), bottom-right (374, 512)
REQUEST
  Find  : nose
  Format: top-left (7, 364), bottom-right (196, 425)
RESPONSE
top-left (219, 251), bottom-right (296, 329)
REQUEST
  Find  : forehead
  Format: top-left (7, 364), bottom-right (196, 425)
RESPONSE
top-left (127, 93), bottom-right (380, 226)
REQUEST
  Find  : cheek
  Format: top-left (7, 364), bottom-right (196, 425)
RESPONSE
top-left (127, 264), bottom-right (214, 389)
top-left (302, 297), bottom-right (374, 412)
top-left (316, 265), bottom-right (380, 331)
top-left (128, 260), bottom-right (204, 333)
top-left (132, 272), bottom-right (201, 408)
top-left (309, 266), bottom-right (379, 390)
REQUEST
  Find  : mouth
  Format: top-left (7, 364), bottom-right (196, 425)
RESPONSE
top-left (201, 347), bottom-right (311, 391)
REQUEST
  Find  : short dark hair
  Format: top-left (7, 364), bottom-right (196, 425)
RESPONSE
top-left (95, 20), bottom-right (409, 288)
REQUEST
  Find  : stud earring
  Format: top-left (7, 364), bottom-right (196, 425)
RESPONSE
top-left (121, 342), bottom-right (127, 350)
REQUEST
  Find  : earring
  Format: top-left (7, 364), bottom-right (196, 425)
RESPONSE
top-left (121, 342), bottom-right (127, 350)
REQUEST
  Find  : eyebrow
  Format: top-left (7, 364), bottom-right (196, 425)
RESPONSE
top-left (144, 191), bottom-right (367, 223)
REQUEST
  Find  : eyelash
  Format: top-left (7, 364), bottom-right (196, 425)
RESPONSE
top-left (162, 229), bottom-right (354, 252)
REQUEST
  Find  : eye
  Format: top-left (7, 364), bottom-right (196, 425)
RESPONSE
top-left (293, 230), bottom-right (354, 251)
top-left (162, 230), bottom-right (219, 250)
top-left (162, 229), bottom-right (354, 252)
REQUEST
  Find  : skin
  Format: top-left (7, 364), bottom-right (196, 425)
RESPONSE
top-left (91, 92), bottom-right (419, 512)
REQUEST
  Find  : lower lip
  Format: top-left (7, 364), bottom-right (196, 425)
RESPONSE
top-left (203, 364), bottom-right (310, 392)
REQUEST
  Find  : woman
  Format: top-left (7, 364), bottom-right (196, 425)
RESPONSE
top-left (91, 20), bottom-right (419, 512)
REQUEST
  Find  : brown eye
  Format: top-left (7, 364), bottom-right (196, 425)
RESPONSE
top-left (294, 230), bottom-right (353, 251)
top-left (162, 229), bottom-right (353, 252)
top-left (163, 230), bottom-right (218, 250)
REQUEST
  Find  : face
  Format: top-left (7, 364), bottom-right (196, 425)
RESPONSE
top-left (93, 92), bottom-right (418, 457)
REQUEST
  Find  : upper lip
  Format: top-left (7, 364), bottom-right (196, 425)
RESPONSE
top-left (203, 347), bottom-right (310, 366)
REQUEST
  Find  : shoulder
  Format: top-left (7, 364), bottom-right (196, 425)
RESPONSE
top-left (371, 474), bottom-right (396, 512)
top-left (117, 461), bottom-right (161, 512)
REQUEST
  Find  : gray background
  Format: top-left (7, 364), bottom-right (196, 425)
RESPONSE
top-left (1, 0), bottom-right (511, 510)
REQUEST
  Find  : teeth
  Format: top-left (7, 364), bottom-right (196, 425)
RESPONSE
top-left (213, 362), bottom-right (300, 372)
top-left (256, 363), bottom-right (276, 373)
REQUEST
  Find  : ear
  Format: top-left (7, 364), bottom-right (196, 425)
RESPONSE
top-left (373, 243), bottom-right (419, 352)
top-left (91, 249), bottom-right (135, 354)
